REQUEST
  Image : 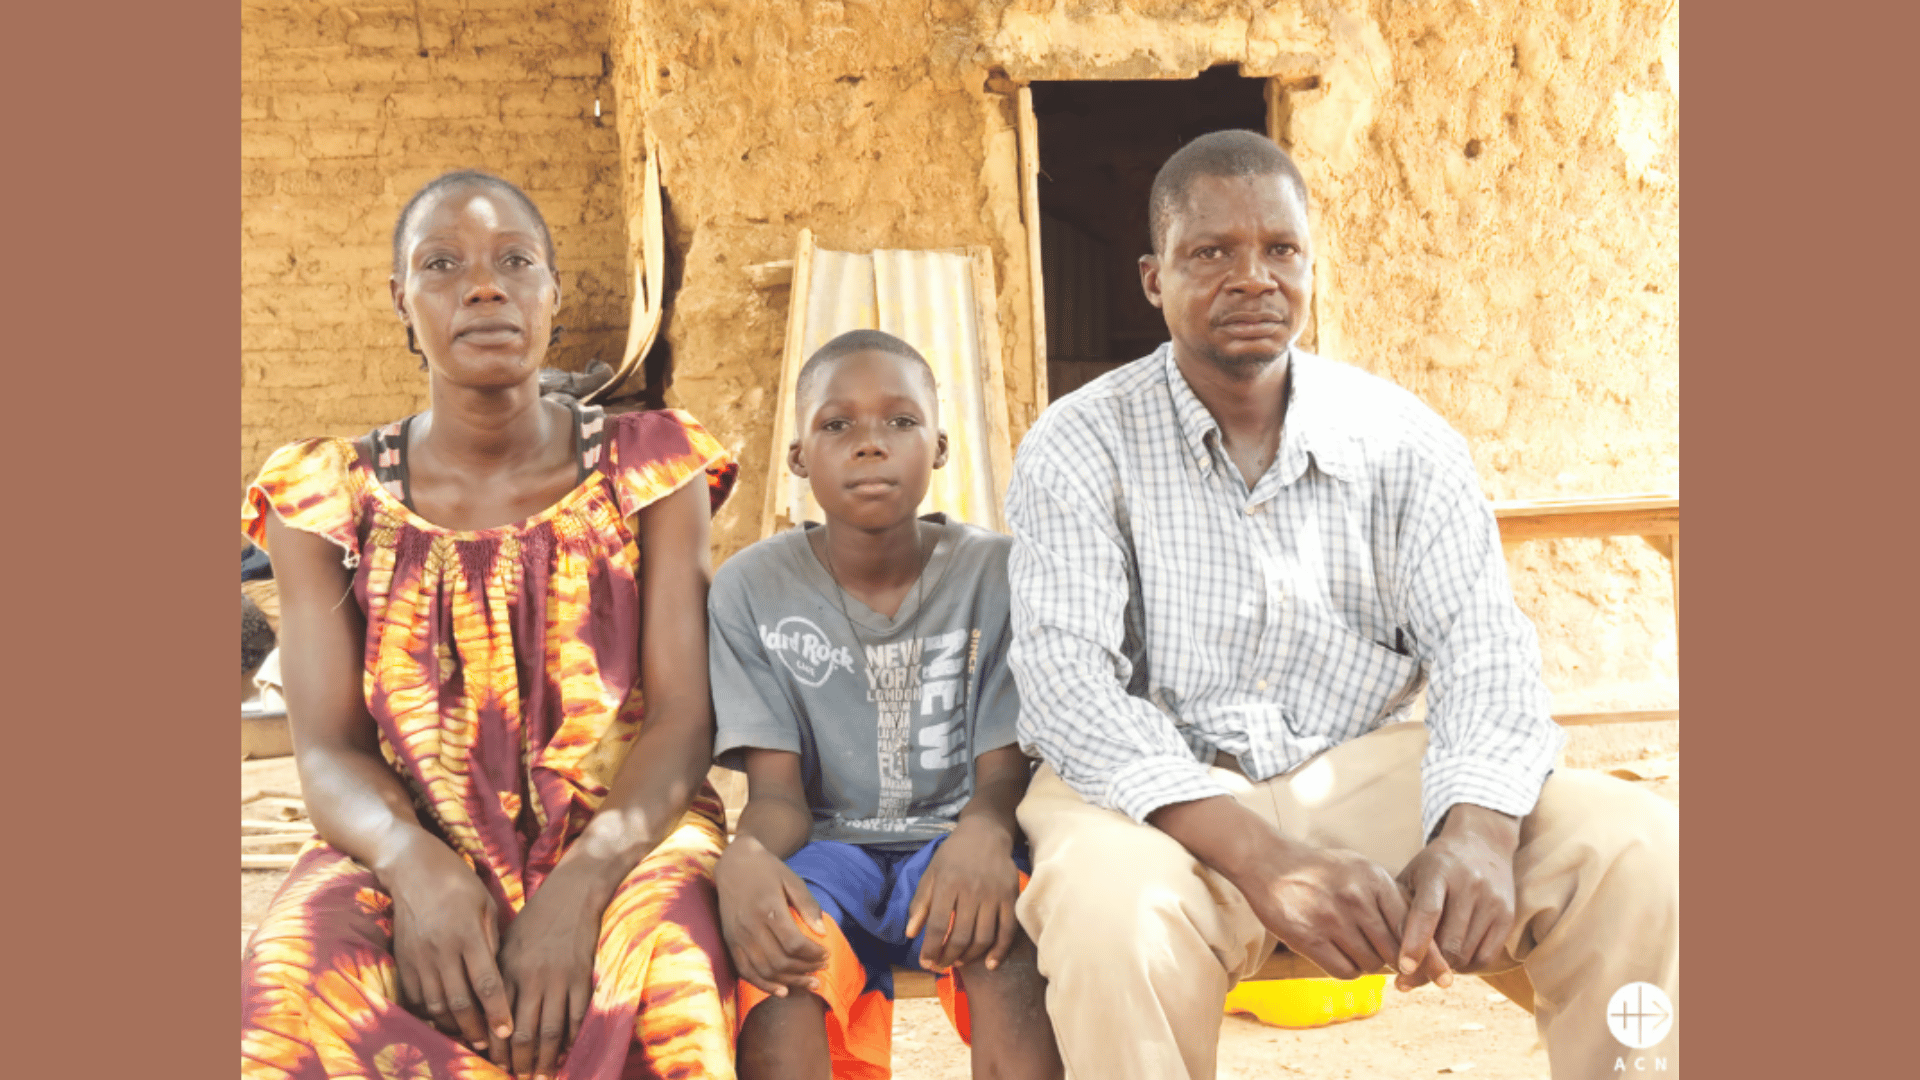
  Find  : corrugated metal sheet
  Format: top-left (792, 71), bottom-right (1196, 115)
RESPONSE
top-left (779, 246), bottom-right (1003, 531)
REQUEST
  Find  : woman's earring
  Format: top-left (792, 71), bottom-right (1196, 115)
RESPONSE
top-left (406, 326), bottom-right (427, 370)
top-left (549, 324), bottom-right (565, 347)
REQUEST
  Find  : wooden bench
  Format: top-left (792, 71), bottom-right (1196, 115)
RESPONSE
top-left (888, 492), bottom-right (1681, 997)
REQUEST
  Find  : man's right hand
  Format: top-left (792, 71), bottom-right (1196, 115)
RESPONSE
top-left (383, 837), bottom-right (516, 1069)
top-left (714, 837), bottom-right (830, 997)
top-left (1232, 840), bottom-right (1420, 981)
top-left (1150, 794), bottom-right (1450, 986)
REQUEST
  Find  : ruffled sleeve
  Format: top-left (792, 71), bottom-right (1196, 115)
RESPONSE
top-left (605, 409), bottom-right (738, 519)
top-left (242, 438), bottom-right (364, 568)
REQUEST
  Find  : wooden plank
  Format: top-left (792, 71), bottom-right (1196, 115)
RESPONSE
top-left (1492, 494), bottom-right (1678, 516)
top-left (1552, 708), bottom-right (1679, 727)
top-left (1248, 950), bottom-right (1332, 981)
top-left (243, 853), bottom-right (301, 871)
top-left (894, 968), bottom-right (938, 999)
top-left (1492, 494), bottom-right (1678, 543)
top-left (241, 833), bottom-right (312, 850)
top-left (890, 948), bottom-right (1337, 997)
top-left (587, 135), bottom-right (665, 404)
top-left (1667, 533), bottom-right (1679, 635)
top-left (968, 245), bottom-right (1014, 530)
top-left (1498, 513), bottom-right (1678, 543)
top-left (761, 228), bottom-right (817, 540)
top-left (241, 819), bottom-right (317, 833)
top-left (747, 259), bottom-right (794, 289)
top-left (1016, 86), bottom-right (1049, 410)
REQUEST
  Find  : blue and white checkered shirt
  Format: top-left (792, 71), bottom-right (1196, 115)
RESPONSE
top-left (1006, 345), bottom-right (1563, 840)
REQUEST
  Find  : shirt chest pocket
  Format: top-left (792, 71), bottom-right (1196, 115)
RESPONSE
top-left (1284, 602), bottom-right (1424, 732)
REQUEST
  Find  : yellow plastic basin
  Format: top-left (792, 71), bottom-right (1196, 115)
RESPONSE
top-left (1223, 974), bottom-right (1388, 1029)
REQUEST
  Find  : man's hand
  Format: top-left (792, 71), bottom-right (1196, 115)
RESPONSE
top-left (1151, 794), bottom-right (1447, 985)
top-left (905, 816), bottom-right (1022, 973)
top-left (1395, 803), bottom-right (1521, 992)
top-left (497, 865), bottom-right (608, 1080)
top-left (1232, 841), bottom-right (1416, 981)
top-left (714, 836), bottom-right (829, 998)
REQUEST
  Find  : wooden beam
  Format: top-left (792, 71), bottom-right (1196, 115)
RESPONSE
top-left (1016, 86), bottom-right (1048, 410)
top-left (761, 228), bottom-right (816, 540)
top-left (1492, 494), bottom-right (1678, 543)
top-left (1552, 708), bottom-right (1679, 727)
top-left (969, 245), bottom-right (1014, 529)
top-left (747, 260), bottom-right (794, 289)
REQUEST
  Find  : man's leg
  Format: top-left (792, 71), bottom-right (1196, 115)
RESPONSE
top-left (1015, 765), bottom-right (1272, 1080)
top-left (1260, 722), bottom-right (1680, 1079)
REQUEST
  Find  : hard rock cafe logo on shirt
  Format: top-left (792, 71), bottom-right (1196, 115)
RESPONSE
top-left (759, 617), bottom-right (855, 687)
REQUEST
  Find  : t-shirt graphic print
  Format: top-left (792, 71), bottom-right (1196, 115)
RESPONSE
top-left (709, 515), bottom-right (1021, 849)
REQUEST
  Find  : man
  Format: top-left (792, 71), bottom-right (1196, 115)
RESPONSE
top-left (1004, 130), bottom-right (1678, 1080)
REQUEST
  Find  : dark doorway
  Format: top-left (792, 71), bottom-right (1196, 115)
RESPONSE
top-left (1031, 67), bottom-right (1270, 399)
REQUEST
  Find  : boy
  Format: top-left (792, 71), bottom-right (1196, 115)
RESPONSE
top-left (709, 330), bottom-right (1063, 1080)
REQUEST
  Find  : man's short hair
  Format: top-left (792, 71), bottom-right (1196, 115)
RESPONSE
top-left (1147, 130), bottom-right (1309, 255)
top-left (794, 329), bottom-right (938, 414)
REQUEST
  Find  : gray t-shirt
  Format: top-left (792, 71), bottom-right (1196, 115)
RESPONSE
top-left (709, 514), bottom-right (1021, 849)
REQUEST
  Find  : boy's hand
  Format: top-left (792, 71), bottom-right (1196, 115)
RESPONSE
top-left (715, 837), bottom-right (830, 997)
top-left (905, 817), bottom-right (1021, 973)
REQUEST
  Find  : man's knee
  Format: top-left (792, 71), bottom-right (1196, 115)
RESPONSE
top-left (1020, 825), bottom-right (1225, 975)
top-left (1530, 771), bottom-right (1678, 908)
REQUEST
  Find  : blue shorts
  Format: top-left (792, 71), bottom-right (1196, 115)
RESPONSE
top-left (787, 835), bottom-right (1033, 1000)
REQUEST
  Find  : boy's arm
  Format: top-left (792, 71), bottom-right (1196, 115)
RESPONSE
top-left (715, 748), bottom-right (831, 997)
top-left (906, 744), bottom-right (1033, 972)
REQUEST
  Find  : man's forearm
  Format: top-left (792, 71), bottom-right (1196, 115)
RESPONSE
top-left (1432, 801), bottom-right (1521, 853)
top-left (1148, 794), bottom-right (1301, 888)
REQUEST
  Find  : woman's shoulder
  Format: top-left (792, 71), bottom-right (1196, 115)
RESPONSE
top-left (242, 436), bottom-right (366, 562)
top-left (602, 407), bottom-right (740, 517)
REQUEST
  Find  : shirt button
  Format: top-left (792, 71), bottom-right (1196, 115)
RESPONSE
top-left (1256, 679), bottom-right (1269, 691)
top-left (1244, 504), bottom-right (1257, 515)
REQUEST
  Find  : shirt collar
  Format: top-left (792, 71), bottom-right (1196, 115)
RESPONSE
top-left (1161, 344), bottom-right (1360, 488)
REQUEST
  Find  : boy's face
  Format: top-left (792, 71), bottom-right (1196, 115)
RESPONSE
top-left (790, 349), bottom-right (949, 532)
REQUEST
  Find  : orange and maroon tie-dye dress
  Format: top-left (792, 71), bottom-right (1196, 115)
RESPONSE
top-left (240, 407), bottom-right (740, 1080)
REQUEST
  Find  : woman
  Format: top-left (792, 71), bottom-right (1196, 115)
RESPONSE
top-left (241, 170), bottom-right (738, 1080)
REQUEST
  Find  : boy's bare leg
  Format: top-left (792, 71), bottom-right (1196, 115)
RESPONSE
top-left (957, 933), bottom-right (1065, 1080)
top-left (737, 992), bottom-right (832, 1080)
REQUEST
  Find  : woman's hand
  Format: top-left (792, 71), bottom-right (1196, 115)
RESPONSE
top-left (714, 836), bottom-right (829, 997)
top-left (496, 865), bottom-right (609, 1080)
top-left (905, 816), bottom-right (1022, 973)
top-left (384, 837), bottom-right (516, 1065)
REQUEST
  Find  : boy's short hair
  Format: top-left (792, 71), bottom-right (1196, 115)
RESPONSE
top-left (793, 329), bottom-right (939, 416)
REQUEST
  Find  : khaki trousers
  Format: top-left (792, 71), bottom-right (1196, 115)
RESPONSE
top-left (1014, 723), bottom-right (1679, 1080)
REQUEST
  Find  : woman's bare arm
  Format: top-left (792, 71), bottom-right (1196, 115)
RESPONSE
top-left (266, 510), bottom-right (518, 1063)
top-left (549, 476), bottom-right (719, 891)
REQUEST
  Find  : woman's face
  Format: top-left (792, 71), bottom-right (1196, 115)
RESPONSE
top-left (391, 184), bottom-right (560, 387)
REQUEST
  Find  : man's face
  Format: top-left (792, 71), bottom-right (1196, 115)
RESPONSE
top-left (1140, 172), bottom-right (1313, 376)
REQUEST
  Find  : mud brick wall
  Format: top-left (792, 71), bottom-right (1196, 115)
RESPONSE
top-left (608, 0), bottom-right (1680, 711)
top-left (240, 0), bottom-right (628, 493)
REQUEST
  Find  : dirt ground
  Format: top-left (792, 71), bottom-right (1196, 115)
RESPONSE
top-left (241, 723), bottom-right (1676, 1079)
